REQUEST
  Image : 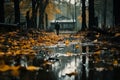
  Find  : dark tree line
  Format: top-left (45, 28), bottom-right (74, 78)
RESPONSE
top-left (81, 0), bottom-right (119, 31)
top-left (0, 0), bottom-right (49, 30)
top-left (0, 0), bottom-right (119, 31)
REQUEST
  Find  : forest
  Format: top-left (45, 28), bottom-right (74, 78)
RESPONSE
top-left (0, 0), bottom-right (120, 80)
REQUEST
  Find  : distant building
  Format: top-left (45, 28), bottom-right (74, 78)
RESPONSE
top-left (48, 1), bottom-right (81, 31)
top-left (50, 16), bottom-right (76, 31)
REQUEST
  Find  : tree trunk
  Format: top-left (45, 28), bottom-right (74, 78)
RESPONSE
top-left (32, 0), bottom-right (36, 28)
top-left (14, 0), bottom-right (20, 24)
top-left (35, 0), bottom-right (40, 29)
top-left (103, 0), bottom-right (107, 28)
top-left (39, 2), bottom-right (44, 29)
top-left (113, 0), bottom-right (120, 26)
top-left (45, 13), bottom-right (48, 29)
top-left (89, 0), bottom-right (95, 29)
top-left (39, 0), bottom-right (49, 29)
top-left (0, 0), bottom-right (5, 23)
top-left (81, 0), bottom-right (87, 31)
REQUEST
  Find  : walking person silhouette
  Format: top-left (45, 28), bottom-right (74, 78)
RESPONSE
top-left (55, 22), bottom-right (60, 35)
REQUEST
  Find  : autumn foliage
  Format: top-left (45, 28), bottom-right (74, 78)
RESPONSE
top-left (0, 29), bottom-right (63, 56)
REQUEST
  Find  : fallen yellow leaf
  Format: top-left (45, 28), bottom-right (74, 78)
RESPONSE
top-left (26, 66), bottom-right (40, 71)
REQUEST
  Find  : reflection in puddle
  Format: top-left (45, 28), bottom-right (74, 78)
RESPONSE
top-left (54, 55), bottom-right (82, 80)
top-left (0, 41), bottom-right (120, 80)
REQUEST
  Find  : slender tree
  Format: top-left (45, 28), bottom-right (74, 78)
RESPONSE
top-left (89, 0), bottom-right (95, 29)
top-left (39, 0), bottom-right (49, 29)
top-left (81, 0), bottom-right (87, 31)
top-left (45, 13), bottom-right (48, 29)
top-left (32, 0), bottom-right (36, 28)
top-left (14, 0), bottom-right (20, 24)
top-left (103, 0), bottom-right (107, 28)
top-left (0, 0), bottom-right (5, 23)
top-left (32, 0), bottom-right (38, 28)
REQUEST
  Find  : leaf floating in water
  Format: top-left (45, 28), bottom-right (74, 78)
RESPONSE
top-left (11, 70), bottom-right (20, 77)
top-left (115, 33), bottom-right (120, 37)
top-left (26, 66), bottom-right (40, 71)
top-left (75, 44), bottom-right (79, 48)
top-left (93, 39), bottom-right (98, 43)
top-left (94, 50), bottom-right (101, 55)
top-left (0, 52), bottom-right (5, 55)
top-left (65, 40), bottom-right (70, 46)
top-left (113, 60), bottom-right (118, 66)
top-left (66, 71), bottom-right (78, 77)
top-left (0, 65), bottom-right (10, 72)
top-left (10, 66), bottom-right (20, 70)
top-left (43, 61), bottom-right (53, 66)
top-left (66, 52), bottom-right (72, 56)
top-left (96, 67), bottom-right (104, 72)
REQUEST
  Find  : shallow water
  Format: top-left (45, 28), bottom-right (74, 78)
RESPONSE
top-left (0, 41), bottom-right (120, 80)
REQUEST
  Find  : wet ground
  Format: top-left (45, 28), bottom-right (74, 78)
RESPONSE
top-left (0, 35), bottom-right (120, 80)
